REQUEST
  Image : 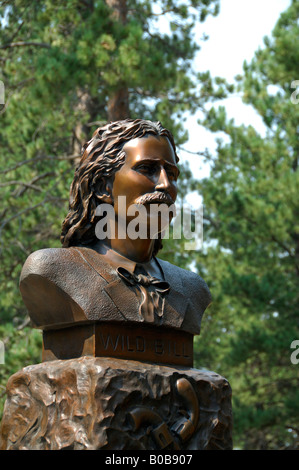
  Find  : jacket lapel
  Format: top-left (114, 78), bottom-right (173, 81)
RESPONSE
top-left (156, 258), bottom-right (188, 328)
top-left (73, 247), bottom-right (187, 328)
top-left (73, 247), bottom-right (140, 322)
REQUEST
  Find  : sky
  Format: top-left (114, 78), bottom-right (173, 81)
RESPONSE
top-left (181, 0), bottom-right (292, 185)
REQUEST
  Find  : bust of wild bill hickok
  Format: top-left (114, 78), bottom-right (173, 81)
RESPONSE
top-left (19, 119), bottom-right (212, 363)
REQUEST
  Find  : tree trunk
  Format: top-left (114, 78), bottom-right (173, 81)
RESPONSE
top-left (72, 89), bottom-right (93, 165)
top-left (106, 0), bottom-right (130, 121)
top-left (107, 87), bottom-right (129, 122)
top-left (106, 0), bottom-right (127, 23)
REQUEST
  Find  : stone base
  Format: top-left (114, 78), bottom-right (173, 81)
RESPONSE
top-left (0, 357), bottom-right (232, 450)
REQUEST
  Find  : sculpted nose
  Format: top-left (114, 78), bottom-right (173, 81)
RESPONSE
top-left (155, 168), bottom-right (171, 191)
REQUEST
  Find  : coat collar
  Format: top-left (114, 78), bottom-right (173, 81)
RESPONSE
top-left (155, 257), bottom-right (184, 294)
top-left (72, 247), bottom-right (188, 329)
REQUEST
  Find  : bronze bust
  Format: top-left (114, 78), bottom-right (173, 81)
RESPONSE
top-left (19, 119), bottom-right (212, 364)
top-left (1, 120), bottom-right (233, 452)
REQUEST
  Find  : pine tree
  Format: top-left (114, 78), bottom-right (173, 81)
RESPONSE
top-left (0, 0), bottom-right (220, 418)
top-left (196, 0), bottom-right (299, 449)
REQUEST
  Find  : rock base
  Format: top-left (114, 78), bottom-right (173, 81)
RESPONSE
top-left (0, 357), bottom-right (232, 450)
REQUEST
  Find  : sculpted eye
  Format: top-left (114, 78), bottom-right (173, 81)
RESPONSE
top-left (166, 168), bottom-right (177, 179)
top-left (165, 166), bottom-right (178, 181)
top-left (135, 164), bottom-right (157, 176)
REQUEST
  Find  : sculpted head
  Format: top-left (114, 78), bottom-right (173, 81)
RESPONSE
top-left (61, 119), bottom-right (179, 252)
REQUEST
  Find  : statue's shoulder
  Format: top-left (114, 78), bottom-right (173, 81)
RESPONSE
top-left (19, 247), bottom-right (102, 330)
top-left (157, 257), bottom-right (210, 286)
top-left (20, 247), bottom-right (79, 282)
top-left (157, 258), bottom-right (212, 334)
top-left (157, 257), bottom-right (212, 305)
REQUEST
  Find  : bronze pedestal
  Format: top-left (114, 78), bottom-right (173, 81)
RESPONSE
top-left (0, 356), bottom-right (232, 450)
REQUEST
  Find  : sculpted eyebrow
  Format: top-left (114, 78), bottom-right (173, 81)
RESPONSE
top-left (134, 159), bottom-right (179, 170)
top-left (132, 159), bottom-right (180, 178)
top-left (133, 159), bottom-right (157, 166)
top-left (165, 162), bottom-right (180, 177)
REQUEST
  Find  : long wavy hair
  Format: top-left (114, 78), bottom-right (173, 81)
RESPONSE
top-left (61, 119), bottom-right (179, 253)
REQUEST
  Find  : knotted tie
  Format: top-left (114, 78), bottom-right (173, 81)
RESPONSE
top-left (116, 266), bottom-right (170, 322)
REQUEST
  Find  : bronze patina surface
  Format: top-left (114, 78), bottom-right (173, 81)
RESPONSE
top-left (42, 322), bottom-right (194, 366)
top-left (19, 119), bottom-right (212, 359)
top-left (0, 357), bottom-right (233, 450)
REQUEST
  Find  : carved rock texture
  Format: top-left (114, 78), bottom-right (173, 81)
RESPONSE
top-left (0, 357), bottom-right (232, 450)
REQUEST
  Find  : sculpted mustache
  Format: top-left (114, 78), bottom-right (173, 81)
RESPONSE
top-left (134, 192), bottom-right (175, 206)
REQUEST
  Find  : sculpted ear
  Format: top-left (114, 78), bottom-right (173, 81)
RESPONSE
top-left (93, 178), bottom-right (113, 205)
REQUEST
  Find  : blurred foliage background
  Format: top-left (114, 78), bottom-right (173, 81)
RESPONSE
top-left (0, 0), bottom-right (298, 450)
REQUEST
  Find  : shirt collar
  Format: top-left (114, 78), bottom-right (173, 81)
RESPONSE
top-left (101, 247), bottom-right (137, 272)
top-left (94, 243), bottom-right (164, 280)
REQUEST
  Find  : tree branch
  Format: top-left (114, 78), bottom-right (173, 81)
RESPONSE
top-left (0, 194), bottom-right (65, 240)
top-left (15, 171), bottom-right (55, 197)
top-left (0, 180), bottom-right (43, 191)
top-left (0, 41), bottom-right (51, 50)
top-left (177, 145), bottom-right (208, 157)
top-left (0, 154), bottom-right (80, 175)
